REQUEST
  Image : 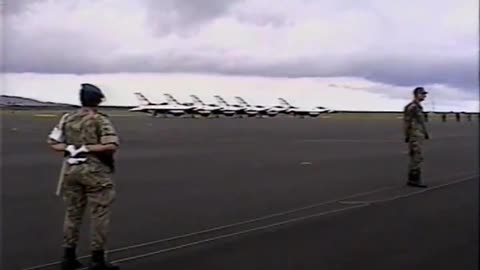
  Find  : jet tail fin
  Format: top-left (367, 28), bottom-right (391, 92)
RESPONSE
top-left (134, 92), bottom-right (152, 106)
top-left (235, 96), bottom-right (250, 107)
top-left (278, 98), bottom-right (292, 107)
top-left (164, 93), bottom-right (182, 105)
top-left (214, 95), bottom-right (229, 107)
top-left (190, 95), bottom-right (206, 106)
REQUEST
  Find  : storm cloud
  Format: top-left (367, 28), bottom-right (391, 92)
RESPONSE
top-left (1, 0), bottom-right (44, 14)
top-left (3, 0), bottom-right (478, 93)
top-left (145, 0), bottom-right (242, 35)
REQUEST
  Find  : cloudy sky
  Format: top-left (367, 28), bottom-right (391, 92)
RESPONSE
top-left (2, 0), bottom-right (478, 111)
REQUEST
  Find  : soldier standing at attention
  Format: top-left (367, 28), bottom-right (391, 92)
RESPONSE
top-left (455, 112), bottom-right (461, 122)
top-left (403, 87), bottom-right (430, 188)
top-left (47, 83), bottom-right (120, 270)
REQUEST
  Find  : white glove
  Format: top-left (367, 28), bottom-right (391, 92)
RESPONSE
top-left (67, 157), bottom-right (87, 164)
top-left (65, 145), bottom-right (77, 156)
top-left (65, 145), bottom-right (89, 157)
top-left (75, 145), bottom-right (89, 155)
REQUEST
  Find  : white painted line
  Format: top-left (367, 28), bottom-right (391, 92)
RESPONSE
top-left (337, 174), bottom-right (478, 205)
top-left (98, 173), bottom-right (479, 267)
top-left (21, 170), bottom-right (478, 270)
top-left (105, 204), bottom-right (369, 267)
top-left (366, 173), bottom-right (478, 204)
top-left (19, 185), bottom-right (400, 270)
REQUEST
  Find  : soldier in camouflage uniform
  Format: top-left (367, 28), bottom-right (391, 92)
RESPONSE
top-left (403, 87), bottom-right (430, 188)
top-left (47, 83), bottom-right (120, 270)
top-left (455, 112), bottom-right (461, 122)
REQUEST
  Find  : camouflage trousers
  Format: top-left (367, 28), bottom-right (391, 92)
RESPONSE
top-left (408, 137), bottom-right (424, 173)
top-left (61, 163), bottom-right (116, 251)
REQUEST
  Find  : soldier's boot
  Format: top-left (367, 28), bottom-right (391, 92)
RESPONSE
top-left (61, 246), bottom-right (84, 270)
top-left (407, 169), bottom-right (427, 188)
top-left (88, 250), bottom-right (119, 270)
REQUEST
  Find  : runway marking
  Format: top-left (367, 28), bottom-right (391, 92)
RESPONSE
top-left (95, 173), bottom-right (480, 268)
top-left (22, 184), bottom-right (398, 270)
top-left (100, 204), bottom-right (369, 268)
top-left (21, 170), bottom-right (478, 270)
top-left (338, 173), bottom-right (479, 205)
top-left (336, 200), bottom-right (366, 205)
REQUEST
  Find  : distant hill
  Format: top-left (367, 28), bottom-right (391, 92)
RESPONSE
top-left (0, 95), bottom-right (76, 108)
top-left (0, 95), bottom-right (134, 110)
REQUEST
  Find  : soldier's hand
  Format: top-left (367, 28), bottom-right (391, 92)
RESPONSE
top-left (65, 145), bottom-right (77, 156)
top-left (65, 144), bottom-right (89, 157)
top-left (76, 145), bottom-right (89, 154)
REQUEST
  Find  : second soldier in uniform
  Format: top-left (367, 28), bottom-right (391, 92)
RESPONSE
top-left (403, 87), bottom-right (430, 188)
top-left (47, 83), bottom-right (120, 269)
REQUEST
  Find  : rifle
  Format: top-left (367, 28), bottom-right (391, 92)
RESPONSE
top-left (56, 158), bottom-right (67, 196)
top-left (49, 113), bottom-right (69, 197)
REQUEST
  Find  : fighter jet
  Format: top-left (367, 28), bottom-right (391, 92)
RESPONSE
top-left (190, 94), bottom-right (226, 117)
top-left (234, 96), bottom-right (279, 117)
top-left (129, 92), bottom-right (195, 117)
top-left (214, 95), bottom-right (254, 117)
top-left (163, 93), bottom-right (215, 117)
top-left (277, 98), bottom-right (333, 118)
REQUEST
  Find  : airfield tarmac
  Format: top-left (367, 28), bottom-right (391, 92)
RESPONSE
top-left (1, 111), bottom-right (478, 270)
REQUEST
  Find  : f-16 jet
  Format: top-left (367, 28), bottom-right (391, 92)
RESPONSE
top-left (129, 92), bottom-right (195, 117)
top-left (214, 95), bottom-right (255, 117)
top-left (190, 94), bottom-right (229, 117)
top-left (234, 96), bottom-right (279, 117)
top-left (163, 93), bottom-right (213, 117)
top-left (277, 98), bottom-right (333, 117)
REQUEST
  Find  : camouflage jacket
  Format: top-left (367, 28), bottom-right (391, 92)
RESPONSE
top-left (403, 101), bottom-right (428, 138)
top-left (48, 109), bottom-right (120, 172)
